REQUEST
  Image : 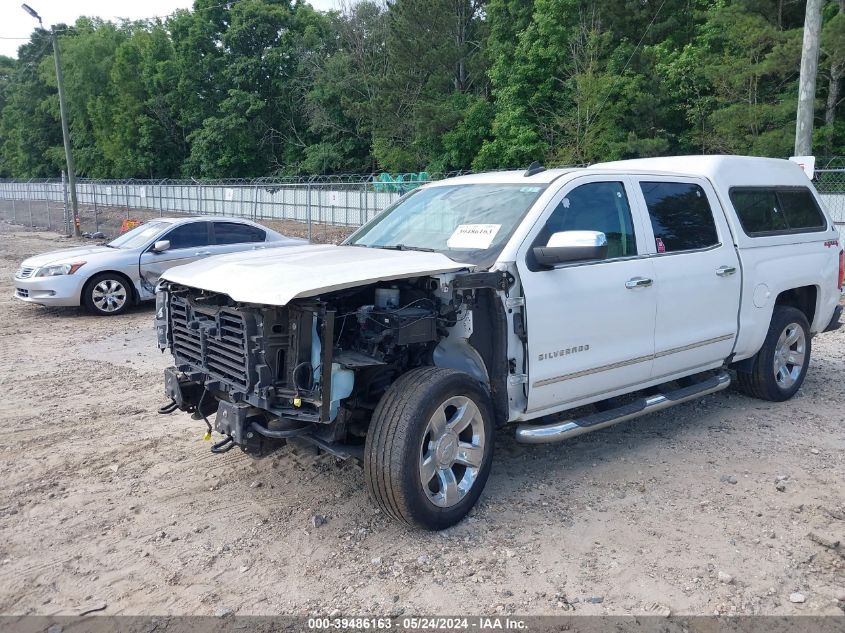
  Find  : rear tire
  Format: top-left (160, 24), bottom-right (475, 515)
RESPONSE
top-left (364, 367), bottom-right (494, 530)
top-left (82, 273), bottom-right (132, 316)
top-left (735, 306), bottom-right (811, 402)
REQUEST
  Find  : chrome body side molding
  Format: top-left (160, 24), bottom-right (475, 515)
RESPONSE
top-left (532, 334), bottom-right (734, 388)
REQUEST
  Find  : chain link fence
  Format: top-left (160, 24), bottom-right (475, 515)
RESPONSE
top-left (814, 170), bottom-right (845, 241)
top-left (1, 168), bottom-right (844, 242)
top-left (0, 172), bottom-right (463, 243)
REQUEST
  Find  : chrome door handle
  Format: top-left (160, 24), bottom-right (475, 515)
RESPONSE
top-left (195, 250), bottom-right (212, 256)
top-left (625, 277), bottom-right (653, 289)
top-left (716, 266), bottom-right (737, 277)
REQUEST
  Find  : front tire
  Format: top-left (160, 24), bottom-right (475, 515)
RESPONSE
top-left (83, 273), bottom-right (132, 316)
top-left (364, 367), bottom-right (494, 530)
top-left (735, 306), bottom-right (811, 402)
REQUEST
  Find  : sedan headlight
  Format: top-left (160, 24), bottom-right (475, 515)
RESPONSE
top-left (35, 262), bottom-right (86, 277)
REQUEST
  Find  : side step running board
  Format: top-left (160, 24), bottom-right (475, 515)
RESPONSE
top-left (515, 370), bottom-right (731, 444)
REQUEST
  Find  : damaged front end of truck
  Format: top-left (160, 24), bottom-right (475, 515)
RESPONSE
top-left (156, 262), bottom-right (515, 460)
top-left (153, 176), bottom-right (552, 529)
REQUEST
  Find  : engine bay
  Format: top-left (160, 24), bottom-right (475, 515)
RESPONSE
top-left (159, 274), bottom-right (487, 455)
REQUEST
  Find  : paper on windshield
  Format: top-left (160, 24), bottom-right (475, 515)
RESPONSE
top-left (446, 224), bottom-right (501, 249)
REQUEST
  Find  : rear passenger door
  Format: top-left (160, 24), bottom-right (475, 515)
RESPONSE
top-left (633, 178), bottom-right (741, 379)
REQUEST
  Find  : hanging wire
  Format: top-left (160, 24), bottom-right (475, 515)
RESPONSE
top-left (583, 0), bottom-right (670, 132)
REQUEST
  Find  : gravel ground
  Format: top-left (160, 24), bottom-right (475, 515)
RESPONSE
top-left (0, 224), bottom-right (843, 617)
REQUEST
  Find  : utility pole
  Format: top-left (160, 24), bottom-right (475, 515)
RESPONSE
top-left (22, 4), bottom-right (81, 236)
top-left (794, 0), bottom-right (824, 157)
top-left (51, 28), bottom-right (80, 236)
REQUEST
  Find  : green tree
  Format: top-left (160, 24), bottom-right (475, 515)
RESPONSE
top-left (369, 0), bottom-right (489, 172)
top-left (304, 2), bottom-right (387, 173)
top-left (476, 0), bottom-right (621, 168)
top-left (0, 31), bottom-right (62, 177)
top-left (659, 3), bottom-right (802, 156)
top-left (1, 0), bottom-right (845, 180)
top-left (185, 0), bottom-right (334, 177)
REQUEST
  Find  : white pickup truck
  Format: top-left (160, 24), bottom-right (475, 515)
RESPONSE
top-left (156, 155), bottom-right (844, 530)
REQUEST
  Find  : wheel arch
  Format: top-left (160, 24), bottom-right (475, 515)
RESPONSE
top-left (732, 298), bottom-right (812, 373)
top-left (431, 288), bottom-right (510, 427)
top-left (733, 303), bottom-right (811, 401)
top-left (82, 270), bottom-right (138, 305)
top-left (774, 285), bottom-right (818, 331)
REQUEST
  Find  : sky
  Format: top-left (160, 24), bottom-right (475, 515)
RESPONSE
top-left (0, 0), bottom-right (341, 58)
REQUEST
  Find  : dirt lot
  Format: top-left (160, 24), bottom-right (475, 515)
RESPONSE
top-left (0, 224), bottom-right (843, 617)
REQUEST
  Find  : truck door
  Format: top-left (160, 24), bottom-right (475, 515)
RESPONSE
top-left (516, 176), bottom-right (657, 415)
top-left (631, 178), bottom-right (741, 378)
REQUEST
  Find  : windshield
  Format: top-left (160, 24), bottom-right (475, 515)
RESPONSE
top-left (347, 184), bottom-right (546, 264)
top-left (107, 221), bottom-right (170, 249)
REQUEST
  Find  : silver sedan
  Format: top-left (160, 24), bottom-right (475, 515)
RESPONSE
top-left (13, 216), bottom-right (305, 315)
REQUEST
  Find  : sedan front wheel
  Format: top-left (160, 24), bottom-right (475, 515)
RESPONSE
top-left (83, 273), bottom-right (132, 316)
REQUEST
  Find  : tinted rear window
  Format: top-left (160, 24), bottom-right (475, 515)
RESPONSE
top-left (214, 222), bottom-right (265, 245)
top-left (777, 189), bottom-right (827, 230)
top-left (730, 187), bottom-right (826, 235)
top-left (640, 182), bottom-right (719, 252)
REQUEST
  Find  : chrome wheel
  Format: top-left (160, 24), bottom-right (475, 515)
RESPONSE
top-left (773, 322), bottom-right (806, 389)
top-left (92, 279), bottom-right (127, 313)
top-left (419, 395), bottom-right (486, 508)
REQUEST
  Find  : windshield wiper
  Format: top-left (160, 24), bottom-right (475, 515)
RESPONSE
top-left (374, 244), bottom-right (435, 252)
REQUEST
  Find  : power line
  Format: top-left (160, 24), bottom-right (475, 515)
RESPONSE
top-left (1, 2), bottom-right (235, 49)
top-left (584, 0), bottom-right (669, 131)
top-left (13, 38), bottom-right (54, 73)
top-left (102, 2), bottom-right (236, 25)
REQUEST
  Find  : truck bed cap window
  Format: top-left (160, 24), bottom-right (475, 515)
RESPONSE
top-left (729, 187), bottom-right (826, 236)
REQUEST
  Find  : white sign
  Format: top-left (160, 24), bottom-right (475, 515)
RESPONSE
top-left (789, 155), bottom-right (815, 180)
top-left (328, 191), bottom-right (341, 206)
top-left (138, 187), bottom-right (146, 198)
top-left (224, 188), bottom-right (235, 201)
top-left (446, 224), bottom-right (502, 249)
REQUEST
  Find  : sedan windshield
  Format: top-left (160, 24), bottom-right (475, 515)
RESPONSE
top-left (106, 221), bottom-right (170, 249)
top-left (347, 184), bottom-right (546, 264)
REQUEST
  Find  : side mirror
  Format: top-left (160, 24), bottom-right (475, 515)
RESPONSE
top-left (533, 230), bottom-right (608, 267)
top-left (152, 240), bottom-right (171, 253)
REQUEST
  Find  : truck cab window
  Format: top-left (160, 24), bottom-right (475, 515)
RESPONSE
top-left (640, 182), bottom-right (718, 252)
top-left (540, 181), bottom-right (636, 258)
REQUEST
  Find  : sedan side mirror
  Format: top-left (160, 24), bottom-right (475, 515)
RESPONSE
top-left (533, 230), bottom-right (608, 267)
top-left (152, 240), bottom-right (171, 253)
